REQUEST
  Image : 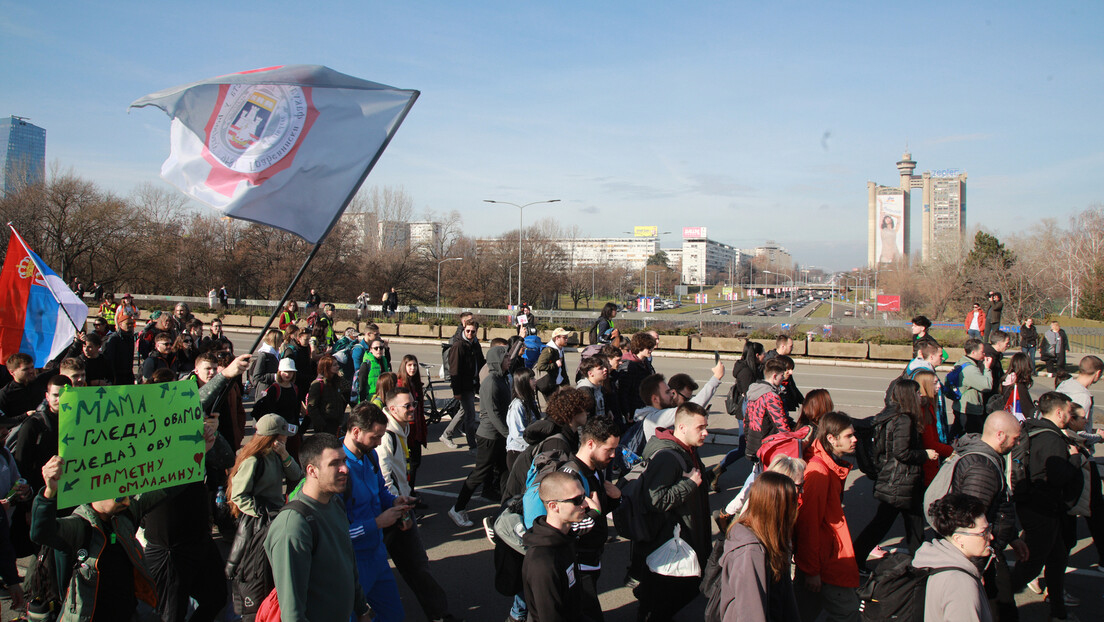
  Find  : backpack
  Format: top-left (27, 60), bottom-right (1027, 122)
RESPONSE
top-left (611, 448), bottom-right (689, 543)
top-left (440, 342), bottom-right (452, 381)
top-left (857, 553), bottom-right (967, 622)
top-left (922, 449), bottom-right (1003, 525)
top-left (723, 383), bottom-right (748, 421)
top-left (701, 533), bottom-right (727, 622)
top-left (253, 499), bottom-right (318, 622)
top-left (756, 426), bottom-right (811, 466)
top-left (22, 544), bottom-right (63, 622)
top-left (588, 320), bottom-right (600, 346)
top-left (1008, 426), bottom-right (1063, 497)
top-left (5, 412), bottom-right (50, 455)
top-left (519, 448), bottom-right (589, 528)
top-left (941, 364), bottom-right (965, 401)
top-left (522, 335), bottom-right (544, 369)
top-left (852, 416), bottom-right (881, 481)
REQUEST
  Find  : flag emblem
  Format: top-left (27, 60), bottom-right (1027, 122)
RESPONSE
top-left (17, 257), bottom-right (37, 280)
top-left (210, 85), bottom-right (310, 173)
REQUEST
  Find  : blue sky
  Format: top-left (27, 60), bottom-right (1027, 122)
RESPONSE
top-left (3, 2), bottom-right (1101, 270)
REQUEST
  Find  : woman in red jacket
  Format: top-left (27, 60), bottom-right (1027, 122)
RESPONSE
top-left (915, 370), bottom-right (953, 486)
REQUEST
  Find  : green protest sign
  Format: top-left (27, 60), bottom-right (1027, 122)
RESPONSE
top-left (57, 380), bottom-right (206, 508)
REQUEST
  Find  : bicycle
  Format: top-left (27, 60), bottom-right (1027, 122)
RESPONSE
top-left (420, 362), bottom-right (461, 425)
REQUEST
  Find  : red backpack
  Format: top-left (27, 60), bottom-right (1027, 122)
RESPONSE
top-left (756, 426), bottom-right (812, 467)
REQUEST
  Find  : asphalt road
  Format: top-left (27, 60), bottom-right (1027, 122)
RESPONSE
top-left (7, 333), bottom-right (1100, 621)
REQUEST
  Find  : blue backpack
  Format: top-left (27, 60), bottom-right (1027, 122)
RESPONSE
top-left (522, 335), bottom-right (544, 369)
top-left (941, 364), bottom-right (965, 400)
top-left (520, 448), bottom-right (589, 528)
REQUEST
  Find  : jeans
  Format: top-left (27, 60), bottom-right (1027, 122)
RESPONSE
top-left (442, 391), bottom-right (477, 448)
top-left (967, 329), bottom-right (982, 340)
top-left (510, 593), bottom-right (527, 621)
top-left (852, 500), bottom-right (924, 570)
top-left (793, 569), bottom-right (860, 622)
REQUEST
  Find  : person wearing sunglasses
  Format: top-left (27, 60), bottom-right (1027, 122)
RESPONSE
top-left (522, 471), bottom-right (590, 622)
top-left (914, 493), bottom-right (994, 622)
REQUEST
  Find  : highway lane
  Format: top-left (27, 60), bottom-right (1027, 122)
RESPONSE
top-left (218, 331), bottom-right (1104, 621)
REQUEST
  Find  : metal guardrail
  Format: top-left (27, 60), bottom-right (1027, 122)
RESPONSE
top-left (90, 294), bottom-right (1104, 354)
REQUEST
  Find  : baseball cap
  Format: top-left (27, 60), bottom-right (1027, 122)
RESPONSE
top-left (278, 358), bottom-right (297, 373)
top-left (255, 414), bottom-right (297, 437)
top-left (552, 327), bottom-right (571, 339)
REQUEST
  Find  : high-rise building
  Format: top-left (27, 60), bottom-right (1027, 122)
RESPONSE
top-left (0, 116), bottom-right (46, 197)
top-left (920, 170), bottom-right (967, 262)
top-left (753, 241), bottom-right (792, 273)
top-left (867, 152), bottom-right (966, 265)
top-left (681, 227), bottom-right (748, 285)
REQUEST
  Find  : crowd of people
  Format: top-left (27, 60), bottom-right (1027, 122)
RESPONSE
top-left (0, 292), bottom-right (1099, 622)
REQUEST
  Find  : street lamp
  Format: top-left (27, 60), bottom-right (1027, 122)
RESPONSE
top-left (763, 271), bottom-right (795, 316)
top-left (436, 257), bottom-right (462, 309)
top-left (508, 261), bottom-right (528, 306)
top-left (485, 198), bottom-right (561, 307)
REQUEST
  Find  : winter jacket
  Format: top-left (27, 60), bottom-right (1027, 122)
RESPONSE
top-left (986, 299), bottom-right (1003, 328)
top-left (1016, 417), bottom-right (1082, 515)
top-left (535, 343), bottom-right (570, 395)
top-left (731, 358), bottom-right (763, 401)
top-left (521, 516), bottom-right (581, 622)
top-left (964, 308), bottom-right (986, 332)
top-left (560, 456), bottom-right (618, 567)
top-left (618, 351), bottom-right (656, 413)
top-left (716, 523), bottom-right (800, 622)
top-left (376, 411), bottom-right (412, 497)
top-left (638, 430), bottom-right (712, 562)
top-left (952, 356), bottom-right (992, 416)
top-left (949, 434), bottom-right (1018, 549)
top-left (920, 402), bottom-right (953, 486)
top-left (1019, 323), bottom-right (1038, 348)
top-left (576, 378), bottom-right (606, 418)
top-left (1041, 328), bottom-right (1067, 361)
top-left (912, 538), bottom-right (992, 622)
top-left (744, 381), bottom-right (792, 461)
top-left (794, 439), bottom-right (860, 588)
top-left (872, 405), bottom-right (927, 509)
top-left (248, 344), bottom-right (280, 396)
top-left (477, 346), bottom-right (512, 441)
top-left (635, 375), bottom-right (722, 441)
top-left (230, 451), bottom-right (304, 518)
top-left (100, 329), bottom-right (137, 385)
top-left (30, 490), bottom-right (167, 621)
top-left (448, 335), bottom-right (484, 395)
top-left (307, 376), bottom-right (349, 432)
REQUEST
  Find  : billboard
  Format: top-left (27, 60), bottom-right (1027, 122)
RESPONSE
top-left (682, 226), bottom-right (707, 239)
top-left (876, 295), bottom-right (901, 312)
top-left (875, 193), bottom-right (904, 264)
top-left (634, 226), bottom-right (658, 237)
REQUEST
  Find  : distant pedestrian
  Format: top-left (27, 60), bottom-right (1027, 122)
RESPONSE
top-left (1019, 317), bottom-right (1039, 373)
top-left (984, 292), bottom-right (1003, 343)
top-left (1040, 320), bottom-right (1068, 376)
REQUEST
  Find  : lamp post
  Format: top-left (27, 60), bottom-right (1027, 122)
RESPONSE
top-left (436, 257), bottom-right (462, 309)
top-left (763, 271), bottom-right (795, 317)
top-left (485, 198), bottom-right (561, 307)
top-left (508, 261), bottom-right (528, 307)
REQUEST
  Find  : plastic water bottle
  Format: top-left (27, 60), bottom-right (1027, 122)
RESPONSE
top-left (215, 486), bottom-right (227, 506)
top-left (621, 447), bottom-right (642, 470)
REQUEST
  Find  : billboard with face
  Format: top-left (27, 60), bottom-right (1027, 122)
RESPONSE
top-left (875, 193), bottom-right (904, 264)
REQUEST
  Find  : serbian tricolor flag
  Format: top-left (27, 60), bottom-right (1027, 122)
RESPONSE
top-left (130, 65), bottom-right (418, 244)
top-left (1005, 384), bottom-right (1024, 422)
top-left (0, 226), bottom-right (89, 365)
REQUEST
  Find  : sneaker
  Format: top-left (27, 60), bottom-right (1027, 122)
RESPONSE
top-left (448, 507), bottom-right (472, 528)
top-left (1027, 578), bottom-right (1044, 595)
top-left (439, 434), bottom-right (458, 450)
top-left (483, 516), bottom-right (496, 543)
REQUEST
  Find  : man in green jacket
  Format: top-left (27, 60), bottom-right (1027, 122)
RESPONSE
top-left (264, 433), bottom-right (371, 622)
top-left (953, 338), bottom-right (994, 434)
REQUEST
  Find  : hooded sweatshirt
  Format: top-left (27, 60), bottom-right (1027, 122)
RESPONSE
top-left (716, 523), bottom-right (800, 622)
top-left (912, 538), bottom-right (992, 622)
top-left (521, 516), bottom-right (580, 622)
top-left (477, 345), bottom-right (512, 441)
top-left (376, 409), bottom-right (412, 497)
top-left (744, 380), bottom-right (792, 461)
top-left (634, 375), bottom-right (722, 441)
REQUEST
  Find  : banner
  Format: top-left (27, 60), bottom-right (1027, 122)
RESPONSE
top-left (131, 65), bottom-right (419, 244)
top-left (695, 293), bottom-right (708, 304)
top-left (0, 227), bottom-right (89, 364)
top-left (876, 295), bottom-right (901, 312)
top-left (875, 193), bottom-right (905, 264)
top-left (682, 226), bottom-right (707, 239)
top-left (633, 226), bottom-right (658, 237)
top-left (637, 297), bottom-right (655, 312)
top-left (57, 381), bottom-right (206, 508)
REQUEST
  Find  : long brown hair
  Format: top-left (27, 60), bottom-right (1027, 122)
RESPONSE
top-left (374, 372), bottom-right (398, 402)
top-left (734, 471), bottom-right (799, 581)
top-left (226, 434), bottom-right (279, 517)
top-left (889, 378), bottom-right (924, 432)
top-left (316, 354), bottom-right (336, 381)
top-left (797, 389), bottom-right (833, 427)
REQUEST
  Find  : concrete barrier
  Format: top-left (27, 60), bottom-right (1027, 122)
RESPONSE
top-left (791, 339), bottom-right (807, 356)
top-left (689, 336), bottom-right (744, 353)
top-left (375, 323), bottom-right (399, 336)
top-left (221, 315), bottom-right (251, 328)
top-left (487, 328), bottom-right (517, 341)
top-left (807, 341), bottom-right (869, 359)
top-left (400, 324), bottom-right (440, 338)
top-left (869, 344), bottom-right (913, 361)
top-left (945, 347), bottom-right (966, 363)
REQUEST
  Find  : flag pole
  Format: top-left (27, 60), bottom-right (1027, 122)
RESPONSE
top-left (7, 223), bottom-right (83, 335)
top-left (244, 91), bottom-right (420, 355)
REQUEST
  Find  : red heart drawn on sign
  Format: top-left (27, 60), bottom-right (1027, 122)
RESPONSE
top-left (194, 453), bottom-right (203, 465)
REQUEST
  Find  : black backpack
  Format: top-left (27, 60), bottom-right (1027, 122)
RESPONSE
top-left (1008, 426), bottom-right (1063, 498)
top-left (852, 416), bottom-right (881, 481)
top-left (857, 553), bottom-right (966, 622)
top-left (700, 534), bottom-right (727, 622)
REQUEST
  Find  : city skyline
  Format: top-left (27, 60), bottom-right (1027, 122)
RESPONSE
top-left (2, 3), bottom-right (1100, 271)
